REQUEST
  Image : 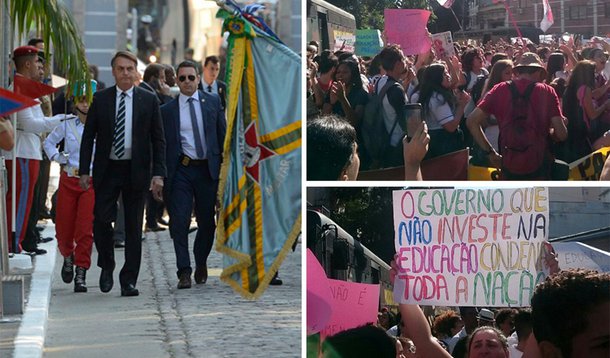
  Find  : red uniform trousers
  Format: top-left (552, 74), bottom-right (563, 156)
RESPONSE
top-left (55, 172), bottom-right (95, 268)
top-left (5, 158), bottom-right (39, 253)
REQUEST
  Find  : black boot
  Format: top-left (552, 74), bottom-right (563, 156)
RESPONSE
top-left (61, 255), bottom-right (74, 283)
top-left (74, 266), bottom-right (87, 293)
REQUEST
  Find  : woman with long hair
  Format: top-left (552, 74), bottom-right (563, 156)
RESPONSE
top-left (412, 63), bottom-right (470, 159)
top-left (561, 60), bottom-right (610, 162)
top-left (470, 59), bottom-right (513, 166)
top-left (322, 59), bottom-right (369, 128)
top-left (546, 52), bottom-right (569, 100)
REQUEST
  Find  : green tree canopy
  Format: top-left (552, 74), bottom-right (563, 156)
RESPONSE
top-left (327, 0), bottom-right (432, 29)
top-left (8, 0), bottom-right (91, 100)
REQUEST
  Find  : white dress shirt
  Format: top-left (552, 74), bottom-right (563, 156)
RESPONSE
top-left (178, 92), bottom-right (207, 159)
top-left (202, 80), bottom-right (218, 95)
top-left (1, 96), bottom-right (64, 160)
top-left (110, 86), bottom-right (134, 160)
top-left (43, 117), bottom-right (94, 176)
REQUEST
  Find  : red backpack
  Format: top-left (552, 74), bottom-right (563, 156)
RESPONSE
top-left (499, 81), bottom-right (552, 178)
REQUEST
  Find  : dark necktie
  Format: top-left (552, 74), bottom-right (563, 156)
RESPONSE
top-left (113, 92), bottom-right (126, 158)
top-left (188, 97), bottom-right (205, 158)
top-left (207, 85), bottom-right (212, 93)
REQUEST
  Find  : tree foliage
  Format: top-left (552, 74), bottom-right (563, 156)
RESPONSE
top-left (327, 0), bottom-right (432, 29)
top-left (8, 0), bottom-right (91, 100)
top-left (325, 187), bottom-right (400, 263)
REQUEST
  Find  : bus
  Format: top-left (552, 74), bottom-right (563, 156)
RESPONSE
top-left (306, 0), bottom-right (356, 52)
top-left (307, 209), bottom-right (394, 307)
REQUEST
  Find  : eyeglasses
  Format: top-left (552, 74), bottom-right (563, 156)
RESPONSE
top-left (178, 75), bottom-right (196, 82)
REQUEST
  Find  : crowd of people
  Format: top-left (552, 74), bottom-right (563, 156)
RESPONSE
top-left (317, 264), bottom-right (609, 358)
top-left (306, 35), bottom-right (610, 180)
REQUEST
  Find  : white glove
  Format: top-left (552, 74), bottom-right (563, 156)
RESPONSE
top-left (55, 152), bottom-right (69, 165)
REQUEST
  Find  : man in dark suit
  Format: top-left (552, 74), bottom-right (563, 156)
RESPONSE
top-left (161, 60), bottom-right (226, 289)
top-left (79, 51), bottom-right (166, 297)
top-left (199, 55), bottom-right (226, 110)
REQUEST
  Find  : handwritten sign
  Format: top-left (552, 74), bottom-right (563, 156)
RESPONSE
top-left (355, 29), bottom-right (384, 57)
top-left (321, 279), bottom-right (380, 337)
top-left (431, 31), bottom-right (455, 58)
top-left (392, 188), bottom-right (549, 307)
top-left (307, 249), bottom-right (333, 335)
top-left (333, 30), bottom-right (356, 53)
top-left (384, 9), bottom-right (431, 56)
top-left (554, 242), bottom-right (610, 273)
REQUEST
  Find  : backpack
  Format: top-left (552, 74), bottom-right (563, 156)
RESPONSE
top-left (361, 79), bottom-right (401, 168)
top-left (499, 81), bottom-right (551, 178)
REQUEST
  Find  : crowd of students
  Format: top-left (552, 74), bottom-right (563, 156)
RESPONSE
top-left (315, 267), bottom-right (609, 358)
top-left (306, 36), bottom-right (610, 180)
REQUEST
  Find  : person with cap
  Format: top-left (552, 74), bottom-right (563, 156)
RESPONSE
top-left (78, 50), bottom-right (165, 297)
top-left (467, 52), bottom-right (568, 180)
top-left (43, 80), bottom-right (97, 292)
top-left (477, 308), bottom-right (496, 327)
top-left (3, 45), bottom-right (76, 254)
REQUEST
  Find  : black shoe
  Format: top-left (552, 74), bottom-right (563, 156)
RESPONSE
top-left (39, 210), bottom-right (52, 220)
top-left (74, 266), bottom-right (87, 293)
top-left (36, 225), bottom-right (44, 232)
top-left (114, 240), bottom-right (125, 248)
top-left (188, 226), bottom-right (197, 234)
top-left (38, 237), bottom-right (53, 243)
top-left (121, 284), bottom-right (139, 297)
top-left (177, 273), bottom-right (192, 289)
top-left (145, 224), bottom-right (166, 232)
top-left (99, 269), bottom-right (113, 293)
top-left (270, 272), bottom-right (283, 286)
top-left (23, 247), bottom-right (47, 255)
top-left (61, 255), bottom-right (74, 283)
top-left (157, 217), bottom-right (169, 226)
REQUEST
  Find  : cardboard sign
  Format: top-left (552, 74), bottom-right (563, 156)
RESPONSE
top-left (355, 29), bottom-right (384, 57)
top-left (568, 146), bottom-right (610, 180)
top-left (307, 249), bottom-right (333, 335)
top-left (333, 30), bottom-right (356, 52)
top-left (554, 242), bottom-right (610, 273)
top-left (392, 188), bottom-right (550, 307)
top-left (384, 9), bottom-right (431, 55)
top-left (431, 31), bottom-right (455, 58)
top-left (320, 279), bottom-right (381, 337)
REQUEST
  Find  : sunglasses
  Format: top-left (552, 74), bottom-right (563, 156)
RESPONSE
top-left (178, 75), bottom-right (196, 82)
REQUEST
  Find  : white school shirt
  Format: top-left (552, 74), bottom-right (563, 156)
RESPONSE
top-left (43, 117), bottom-right (94, 176)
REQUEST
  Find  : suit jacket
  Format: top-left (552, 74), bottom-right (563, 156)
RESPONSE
top-left (198, 80), bottom-right (227, 109)
top-left (160, 90), bottom-right (226, 193)
top-left (79, 85), bottom-right (166, 189)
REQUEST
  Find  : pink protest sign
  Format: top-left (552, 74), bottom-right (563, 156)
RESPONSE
top-left (384, 9), bottom-right (431, 55)
top-left (320, 279), bottom-right (380, 338)
top-left (307, 249), bottom-right (332, 335)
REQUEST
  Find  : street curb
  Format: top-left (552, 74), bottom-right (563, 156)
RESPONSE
top-left (12, 236), bottom-right (56, 358)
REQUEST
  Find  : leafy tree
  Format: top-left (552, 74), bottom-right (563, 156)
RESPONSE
top-left (6, 0), bottom-right (91, 99)
top-left (327, 0), bottom-right (432, 29)
top-left (326, 187), bottom-right (400, 263)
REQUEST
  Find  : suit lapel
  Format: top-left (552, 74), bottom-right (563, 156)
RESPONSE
top-left (132, 87), bottom-right (140, 137)
top-left (197, 91), bottom-right (209, 137)
top-left (173, 99), bottom-right (182, 149)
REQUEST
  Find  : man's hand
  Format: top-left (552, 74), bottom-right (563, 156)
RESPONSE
top-left (79, 174), bottom-right (90, 190)
top-left (150, 176), bottom-right (164, 202)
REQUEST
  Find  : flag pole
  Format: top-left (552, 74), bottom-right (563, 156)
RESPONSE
top-left (503, 1), bottom-right (523, 40)
top-left (10, 112), bottom-right (16, 253)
